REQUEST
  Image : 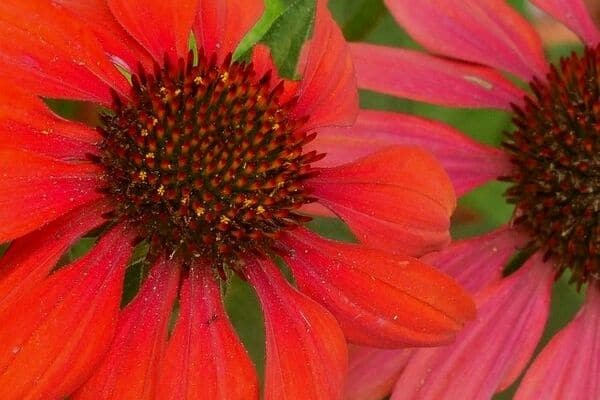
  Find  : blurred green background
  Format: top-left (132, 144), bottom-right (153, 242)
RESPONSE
top-left (47, 1), bottom-right (587, 399)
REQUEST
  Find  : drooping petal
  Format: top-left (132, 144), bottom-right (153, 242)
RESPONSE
top-left (74, 256), bottom-right (180, 400)
top-left (107, 0), bottom-right (197, 64)
top-left (310, 110), bottom-right (512, 196)
top-left (515, 286), bottom-right (600, 400)
top-left (0, 80), bottom-right (100, 160)
top-left (245, 256), bottom-right (348, 400)
top-left (194, 0), bottom-right (264, 62)
top-left (281, 228), bottom-right (476, 348)
top-left (53, 0), bottom-right (154, 71)
top-left (531, 0), bottom-right (600, 46)
top-left (293, 0), bottom-right (358, 130)
top-left (157, 261), bottom-right (258, 400)
top-left (309, 147), bottom-right (455, 257)
top-left (0, 149), bottom-right (102, 243)
top-left (345, 346), bottom-right (413, 400)
top-left (0, 201), bottom-right (110, 315)
top-left (0, 225), bottom-right (133, 400)
top-left (0, 0), bottom-right (130, 104)
top-left (350, 43), bottom-right (525, 110)
top-left (422, 226), bottom-right (525, 293)
top-left (390, 253), bottom-right (554, 400)
top-left (384, 0), bottom-right (548, 80)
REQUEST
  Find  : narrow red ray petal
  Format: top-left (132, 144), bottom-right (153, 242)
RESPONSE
top-left (107, 0), bottom-right (197, 64)
top-left (194, 0), bottom-right (264, 62)
top-left (281, 228), bottom-right (475, 348)
top-left (310, 110), bottom-right (512, 196)
top-left (309, 147), bottom-right (455, 257)
top-left (293, 0), bottom-right (358, 131)
top-left (0, 225), bottom-right (133, 400)
top-left (158, 261), bottom-right (258, 400)
top-left (350, 43), bottom-right (526, 110)
top-left (0, 80), bottom-right (100, 160)
top-left (0, 149), bottom-right (102, 243)
top-left (53, 0), bottom-right (154, 72)
top-left (390, 254), bottom-right (553, 400)
top-left (74, 256), bottom-right (180, 400)
top-left (531, 0), bottom-right (600, 46)
top-left (384, 0), bottom-right (548, 80)
top-left (515, 286), bottom-right (600, 399)
top-left (0, 201), bottom-right (110, 315)
top-left (345, 346), bottom-right (413, 400)
top-left (245, 256), bottom-right (348, 400)
top-left (0, 0), bottom-right (130, 104)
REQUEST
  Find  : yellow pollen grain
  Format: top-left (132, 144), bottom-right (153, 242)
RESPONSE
top-left (272, 123), bottom-right (280, 130)
top-left (140, 129), bottom-right (149, 137)
top-left (174, 89), bottom-right (182, 96)
top-left (220, 215), bottom-right (231, 224)
top-left (152, 118), bottom-right (159, 126)
top-left (157, 185), bottom-right (165, 196)
top-left (180, 195), bottom-right (189, 205)
top-left (256, 205), bottom-right (266, 215)
top-left (138, 170), bottom-right (147, 181)
top-left (243, 199), bottom-right (254, 207)
top-left (195, 207), bottom-right (205, 217)
top-left (220, 72), bottom-right (229, 82)
top-left (194, 75), bottom-right (205, 85)
top-left (145, 152), bottom-right (155, 159)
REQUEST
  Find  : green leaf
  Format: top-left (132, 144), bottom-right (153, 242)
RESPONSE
top-left (236, 0), bottom-right (317, 78)
top-left (329, 0), bottom-right (387, 41)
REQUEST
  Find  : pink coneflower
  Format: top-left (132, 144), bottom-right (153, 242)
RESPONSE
top-left (0, 0), bottom-right (478, 399)
top-left (313, 0), bottom-right (600, 399)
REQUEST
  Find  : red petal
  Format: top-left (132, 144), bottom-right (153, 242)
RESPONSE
top-left (390, 254), bottom-right (553, 400)
top-left (0, 0), bottom-right (130, 104)
top-left (309, 147), bottom-right (455, 257)
top-left (516, 286), bottom-right (600, 399)
top-left (245, 256), bottom-right (348, 400)
top-left (0, 201), bottom-right (110, 316)
top-left (251, 44), bottom-right (300, 104)
top-left (0, 80), bottom-right (99, 160)
top-left (384, 0), bottom-right (548, 80)
top-left (54, 0), bottom-right (154, 72)
top-left (74, 256), bottom-right (180, 400)
top-left (293, 0), bottom-right (358, 131)
top-left (158, 261), bottom-right (258, 400)
top-left (311, 110), bottom-right (512, 196)
top-left (281, 228), bottom-right (476, 348)
top-left (194, 0), bottom-right (264, 62)
top-left (345, 346), bottom-right (413, 400)
top-left (422, 226), bottom-right (525, 293)
top-left (350, 43), bottom-right (525, 110)
top-left (0, 225), bottom-right (133, 400)
top-left (107, 0), bottom-right (197, 65)
top-left (531, 0), bottom-right (600, 46)
top-left (0, 149), bottom-right (102, 243)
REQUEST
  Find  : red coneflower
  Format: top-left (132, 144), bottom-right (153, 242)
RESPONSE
top-left (0, 1), bottom-right (476, 399)
top-left (332, 0), bottom-right (600, 399)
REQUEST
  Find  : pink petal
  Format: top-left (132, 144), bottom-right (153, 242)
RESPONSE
top-left (311, 110), bottom-right (512, 196)
top-left (74, 256), bottom-right (180, 400)
top-left (350, 43), bottom-right (525, 110)
top-left (293, 0), bottom-right (358, 131)
top-left (0, 0), bottom-right (130, 104)
top-left (531, 0), bottom-right (600, 46)
top-left (309, 147), bottom-right (455, 257)
top-left (0, 225), bottom-right (133, 400)
top-left (107, 0), bottom-right (197, 64)
top-left (345, 346), bottom-right (413, 400)
top-left (422, 226), bottom-right (526, 293)
top-left (194, 0), bottom-right (264, 62)
top-left (281, 228), bottom-right (476, 348)
top-left (157, 261), bottom-right (258, 400)
top-left (384, 0), bottom-right (548, 80)
top-left (515, 286), bottom-right (600, 400)
top-left (390, 253), bottom-right (554, 400)
top-left (245, 256), bottom-right (348, 400)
